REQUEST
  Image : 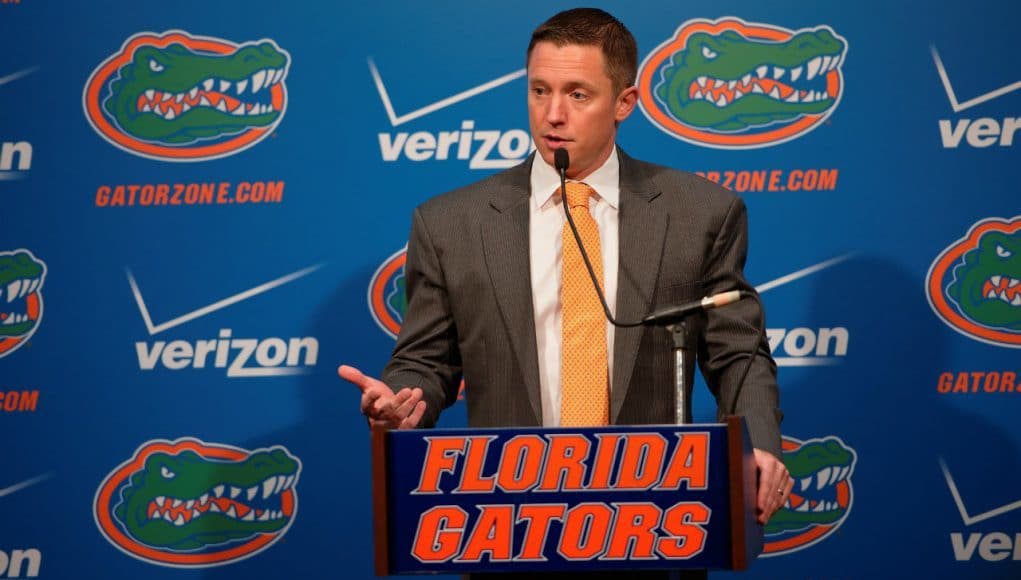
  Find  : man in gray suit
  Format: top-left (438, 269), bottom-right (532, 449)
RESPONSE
top-left (341, 8), bottom-right (792, 529)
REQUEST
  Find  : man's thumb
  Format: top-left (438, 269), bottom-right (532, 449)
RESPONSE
top-left (338, 365), bottom-right (369, 390)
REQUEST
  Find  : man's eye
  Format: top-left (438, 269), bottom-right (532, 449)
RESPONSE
top-left (570, 91), bottom-right (588, 100)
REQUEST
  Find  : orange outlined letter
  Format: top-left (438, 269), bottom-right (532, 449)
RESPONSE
top-left (414, 437), bottom-right (467, 494)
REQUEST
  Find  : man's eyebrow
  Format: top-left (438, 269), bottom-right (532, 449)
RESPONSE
top-left (528, 78), bottom-right (599, 91)
top-left (565, 80), bottom-right (599, 92)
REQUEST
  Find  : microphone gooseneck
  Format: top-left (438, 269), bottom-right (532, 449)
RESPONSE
top-left (555, 148), bottom-right (633, 326)
top-left (556, 148), bottom-right (742, 328)
top-left (553, 145), bottom-right (764, 419)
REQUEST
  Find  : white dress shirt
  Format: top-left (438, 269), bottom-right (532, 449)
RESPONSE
top-left (529, 148), bottom-right (619, 427)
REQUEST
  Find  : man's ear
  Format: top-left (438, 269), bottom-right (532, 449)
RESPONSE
top-left (615, 86), bottom-right (639, 122)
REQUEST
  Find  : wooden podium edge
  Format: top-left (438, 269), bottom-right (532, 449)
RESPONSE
top-left (726, 416), bottom-right (754, 570)
top-left (371, 425), bottom-right (390, 576)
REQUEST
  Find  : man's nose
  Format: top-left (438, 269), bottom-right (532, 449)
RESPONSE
top-left (546, 95), bottom-right (566, 125)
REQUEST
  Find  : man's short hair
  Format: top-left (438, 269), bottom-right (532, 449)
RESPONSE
top-left (527, 8), bottom-right (638, 96)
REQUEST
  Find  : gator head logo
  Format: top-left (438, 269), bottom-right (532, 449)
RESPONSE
top-left (762, 435), bottom-right (856, 557)
top-left (83, 31), bottom-right (289, 161)
top-left (638, 18), bottom-right (847, 149)
top-left (369, 247), bottom-right (407, 339)
top-left (927, 217), bottom-right (1021, 347)
top-left (94, 438), bottom-right (301, 567)
top-left (0, 249), bottom-right (46, 358)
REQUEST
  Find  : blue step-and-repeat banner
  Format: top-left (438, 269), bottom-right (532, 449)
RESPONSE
top-left (2, 0), bottom-right (1019, 577)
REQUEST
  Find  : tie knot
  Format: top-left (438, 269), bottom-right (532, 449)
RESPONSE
top-left (563, 182), bottom-right (594, 209)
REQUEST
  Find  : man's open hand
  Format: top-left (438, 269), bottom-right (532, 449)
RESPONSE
top-left (754, 448), bottom-right (793, 525)
top-left (339, 365), bottom-right (426, 429)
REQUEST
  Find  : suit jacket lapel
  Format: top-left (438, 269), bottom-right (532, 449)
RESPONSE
top-left (480, 159), bottom-right (543, 424)
top-left (612, 149), bottom-right (667, 422)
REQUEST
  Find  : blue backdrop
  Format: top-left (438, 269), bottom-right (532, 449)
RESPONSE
top-left (2, 0), bottom-right (1019, 577)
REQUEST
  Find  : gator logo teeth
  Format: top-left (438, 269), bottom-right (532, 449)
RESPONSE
top-left (369, 247), bottom-right (407, 339)
top-left (0, 249), bottom-right (46, 359)
top-left (83, 30), bottom-right (290, 162)
top-left (762, 435), bottom-right (856, 557)
top-left (94, 438), bottom-right (301, 568)
top-left (638, 18), bottom-right (848, 149)
top-left (926, 216), bottom-right (1021, 347)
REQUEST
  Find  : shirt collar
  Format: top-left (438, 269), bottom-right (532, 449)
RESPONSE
top-left (530, 147), bottom-right (620, 210)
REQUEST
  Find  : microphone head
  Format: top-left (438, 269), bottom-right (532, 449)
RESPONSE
top-left (554, 148), bottom-right (570, 172)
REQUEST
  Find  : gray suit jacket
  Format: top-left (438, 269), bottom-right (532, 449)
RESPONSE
top-left (382, 148), bottom-right (782, 458)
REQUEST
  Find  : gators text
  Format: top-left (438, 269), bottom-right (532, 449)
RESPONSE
top-left (410, 432), bottom-right (712, 563)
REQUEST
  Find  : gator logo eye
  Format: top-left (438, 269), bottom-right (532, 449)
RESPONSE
top-left (83, 30), bottom-right (291, 162)
top-left (637, 17), bottom-right (848, 149)
top-left (94, 438), bottom-right (301, 567)
top-left (0, 249), bottom-right (47, 360)
top-left (761, 435), bottom-right (857, 557)
top-left (926, 217), bottom-right (1021, 347)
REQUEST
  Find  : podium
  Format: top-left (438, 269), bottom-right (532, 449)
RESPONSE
top-left (371, 416), bottom-right (762, 575)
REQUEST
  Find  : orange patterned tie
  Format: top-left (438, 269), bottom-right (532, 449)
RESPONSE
top-left (560, 182), bottom-right (609, 426)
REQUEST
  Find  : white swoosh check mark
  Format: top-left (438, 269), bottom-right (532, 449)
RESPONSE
top-left (940, 457), bottom-right (1021, 525)
top-left (0, 473), bottom-right (52, 498)
top-left (368, 58), bottom-right (525, 127)
top-left (756, 253), bottom-right (855, 294)
top-left (0, 67), bottom-right (39, 88)
top-left (128, 264), bottom-right (323, 336)
top-left (931, 46), bottom-right (1021, 113)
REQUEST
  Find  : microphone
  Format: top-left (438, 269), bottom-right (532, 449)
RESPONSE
top-left (641, 290), bottom-right (746, 325)
top-left (554, 147), bottom-right (570, 172)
